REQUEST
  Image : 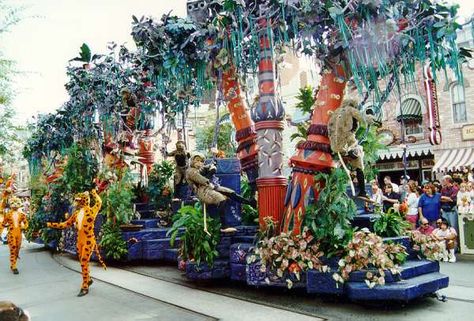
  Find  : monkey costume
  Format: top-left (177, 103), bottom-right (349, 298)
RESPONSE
top-left (186, 153), bottom-right (252, 231)
top-left (167, 141), bottom-right (191, 196)
top-left (328, 99), bottom-right (371, 197)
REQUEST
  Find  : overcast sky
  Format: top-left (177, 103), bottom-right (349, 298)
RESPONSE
top-left (2, 0), bottom-right (474, 122)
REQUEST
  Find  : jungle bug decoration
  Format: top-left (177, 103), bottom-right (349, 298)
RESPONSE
top-left (423, 63), bottom-right (442, 145)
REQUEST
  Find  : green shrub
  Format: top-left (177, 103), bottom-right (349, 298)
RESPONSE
top-left (373, 208), bottom-right (411, 237)
top-left (304, 168), bottom-right (357, 257)
top-left (99, 221), bottom-right (128, 260)
top-left (167, 204), bottom-right (220, 266)
top-left (100, 170), bottom-right (134, 224)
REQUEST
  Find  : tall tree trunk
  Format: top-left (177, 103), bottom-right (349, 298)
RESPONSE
top-left (282, 64), bottom-right (347, 234)
top-left (222, 66), bottom-right (259, 190)
top-left (253, 17), bottom-right (286, 232)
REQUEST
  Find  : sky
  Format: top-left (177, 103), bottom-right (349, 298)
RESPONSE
top-left (2, 0), bottom-right (187, 122)
top-left (2, 0), bottom-right (474, 122)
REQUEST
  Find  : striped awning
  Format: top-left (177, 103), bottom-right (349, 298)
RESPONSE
top-left (396, 98), bottom-right (422, 122)
top-left (432, 148), bottom-right (474, 172)
top-left (378, 143), bottom-right (432, 160)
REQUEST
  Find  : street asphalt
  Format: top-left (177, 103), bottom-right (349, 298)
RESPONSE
top-left (1, 240), bottom-right (473, 321)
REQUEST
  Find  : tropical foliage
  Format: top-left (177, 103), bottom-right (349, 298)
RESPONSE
top-left (357, 126), bottom-right (386, 181)
top-left (373, 207), bottom-right (412, 237)
top-left (167, 204), bottom-right (220, 266)
top-left (195, 122), bottom-right (236, 156)
top-left (304, 168), bottom-right (357, 256)
top-left (240, 176), bottom-right (258, 225)
top-left (100, 169), bottom-right (134, 224)
top-left (147, 161), bottom-right (174, 210)
top-left (99, 221), bottom-right (128, 261)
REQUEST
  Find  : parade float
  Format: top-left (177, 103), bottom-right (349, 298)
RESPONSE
top-left (22, 0), bottom-right (471, 303)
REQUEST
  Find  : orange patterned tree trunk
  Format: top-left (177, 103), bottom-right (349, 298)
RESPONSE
top-left (282, 64), bottom-right (347, 234)
top-left (252, 17), bottom-right (287, 232)
top-left (222, 66), bottom-right (259, 187)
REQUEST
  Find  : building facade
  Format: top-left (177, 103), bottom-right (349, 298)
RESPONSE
top-left (374, 25), bottom-right (474, 185)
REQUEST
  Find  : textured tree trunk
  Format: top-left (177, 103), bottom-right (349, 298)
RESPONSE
top-left (252, 17), bottom-right (287, 232)
top-left (282, 64), bottom-right (347, 234)
top-left (222, 66), bottom-right (259, 189)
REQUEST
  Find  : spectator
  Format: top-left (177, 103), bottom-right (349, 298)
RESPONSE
top-left (400, 175), bottom-right (410, 201)
top-left (468, 169), bottom-right (474, 183)
top-left (457, 182), bottom-right (471, 214)
top-left (382, 184), bottom-right (400, 212)
top-left (383, 175), bottom-right (400, 193)
top-left (432, 219), bottom-right (457, 262)
top-left (440, 175), bottom-right (459, 233)
top-left (417, 217), bottom-right (434, 235)
top-left (367, 182), bottom-right (383, 211)
top-left (0, 301), bottom-right (30, 321)
top-left (469, 182), bottom-right (474, 214)
top-left (418, 182), bottom-right (441, 226)
top-left (433, 181), bottom-right (441, 193)
top-left (406, 182), bottom-right (419, 229)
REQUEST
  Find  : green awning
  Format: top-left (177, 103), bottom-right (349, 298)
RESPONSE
top-left (396, 98), bottom-right (422, 122)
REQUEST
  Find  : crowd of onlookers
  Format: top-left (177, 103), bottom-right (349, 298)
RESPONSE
top-left (367, 172), bottom-right (474, 263)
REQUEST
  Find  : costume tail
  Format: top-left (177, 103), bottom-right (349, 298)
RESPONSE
top-left (95, 244), bottom-right (107, 270)
top-left (338, 152), bottom-right (355, 196)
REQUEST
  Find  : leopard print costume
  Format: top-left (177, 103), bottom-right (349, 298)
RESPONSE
top-left (0, 175), bottom-right (16, 243)
top-left (47, 189), bottom-right (106, 296)
top-left (1, 196), bottom-right (28, 274)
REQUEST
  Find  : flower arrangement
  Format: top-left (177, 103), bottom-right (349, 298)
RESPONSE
top-left (333, 230), bottom-right (407, 288)
top-left (247, 227), bottom-right (326, 289)
top-left (408, 230), bottom-right (443, 261)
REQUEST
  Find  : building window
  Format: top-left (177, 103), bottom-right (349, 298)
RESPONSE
top-left (451, 83), bottom-right (467, 123)
top-left (404, 120), bottom-right (423, 136)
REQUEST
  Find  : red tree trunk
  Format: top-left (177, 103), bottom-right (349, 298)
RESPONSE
top-left (282, 64), bottom-right (347, 234)
top-left (222, 66), bottom-right (259, 185)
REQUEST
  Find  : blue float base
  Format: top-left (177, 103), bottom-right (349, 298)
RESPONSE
top-left (186, 260), bottom-right (230, 280)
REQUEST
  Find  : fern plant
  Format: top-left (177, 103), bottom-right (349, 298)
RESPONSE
top-left (167, 204), bottom-right (221, 266)
top-left (304, 168), bottom-right (357, 257)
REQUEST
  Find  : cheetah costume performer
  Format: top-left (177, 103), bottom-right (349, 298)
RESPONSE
top-left (0, 175), bottom-right (16, 244)
top-left (1, 196), bottom-right (28, 274)
top-left (47, 189), bottom-right (106, 297)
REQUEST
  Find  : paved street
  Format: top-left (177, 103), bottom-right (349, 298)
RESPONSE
top-left (0, 242), bottom-right (322, 321)
top-left (1, 241), bottom-right (473, 321)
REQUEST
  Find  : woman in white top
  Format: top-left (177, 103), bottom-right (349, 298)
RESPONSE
top-left (457, 183), bottom-right (471, 214)
top-left (432, 219), bottom-right (457, 262)
top-left (469, 182), bottom-right (474, 214)
top-left (405, 182), bottom-right (419, 229)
